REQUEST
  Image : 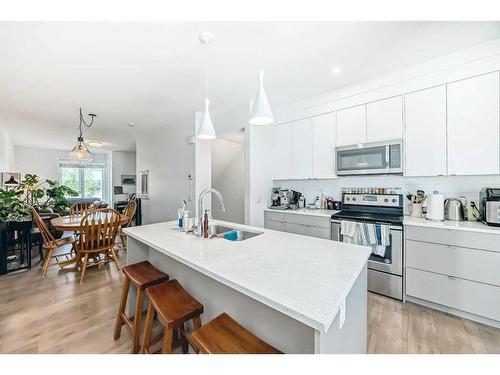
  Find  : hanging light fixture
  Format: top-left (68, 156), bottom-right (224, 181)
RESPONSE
top-left (249, 24), bottom-right (274, 125)
top-left (249, 69), bottom-right (274, 125)
top-left (69, 108), bottom-right (97, 162)
top-left (197, 32), bottom-right (216, 140)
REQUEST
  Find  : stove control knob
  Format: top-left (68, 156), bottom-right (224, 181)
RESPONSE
top-left (392, 198), bottom-right (397, 203)
top-left (384, 198), bottom-right (389, 203)
top-left (346, 197), bottom-right (350, 201)
top-left (352, 197), bottom-right (356, 201)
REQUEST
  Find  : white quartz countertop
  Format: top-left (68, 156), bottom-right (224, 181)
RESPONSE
top-left (404, 216), bottom-right (500, 235)
top-left (124, 220), bottom-right (370, 333)
top-left (264, 207), bottom-right (338, 218)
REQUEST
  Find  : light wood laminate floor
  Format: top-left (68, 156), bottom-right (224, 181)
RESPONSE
top-left (1, 252), bottom-right (500, 353)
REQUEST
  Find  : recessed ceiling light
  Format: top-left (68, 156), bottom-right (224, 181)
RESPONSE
top-left (87, 141), bottom-right (103, 147)
top-left (128, 122), bottom-right (135, 127)
top-left (330, 66), bottom-right (342, 77)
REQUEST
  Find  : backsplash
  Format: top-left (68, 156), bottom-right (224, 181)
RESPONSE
top-left (274, 175), bottom-right (500, 214)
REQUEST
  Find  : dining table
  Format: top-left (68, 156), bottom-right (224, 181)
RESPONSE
top-left (51, 213), bottom-right (129, 232)
top-left (50, 213), bottom-right (129, 267)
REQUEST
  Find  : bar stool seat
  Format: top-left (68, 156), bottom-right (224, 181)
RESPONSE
top-left (113, 261), bottom-right (169, 353)
top-left (189, 313), bottom-right (282, 354)
top-left (141, 280), bottom-right (204, 354)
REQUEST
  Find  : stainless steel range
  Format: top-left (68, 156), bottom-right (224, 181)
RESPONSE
top-left (331, 192), bottom-right (403, 300)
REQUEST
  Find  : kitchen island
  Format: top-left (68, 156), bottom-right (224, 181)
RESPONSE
top-left (124, 220), bottom-right (371, 354)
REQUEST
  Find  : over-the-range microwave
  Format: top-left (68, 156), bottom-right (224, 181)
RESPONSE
top-left (335, 139), bottom-right (403, 176)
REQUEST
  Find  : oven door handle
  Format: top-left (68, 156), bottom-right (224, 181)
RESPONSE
top-left (331, 219), bottom-right (402, 231)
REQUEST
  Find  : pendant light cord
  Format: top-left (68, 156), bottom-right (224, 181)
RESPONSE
top-left (204, 39), bottom-right (209, 100)
top-left (78, 108), bottom-right (96, 138)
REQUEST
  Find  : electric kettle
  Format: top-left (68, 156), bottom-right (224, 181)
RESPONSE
top-left (444, 198), bottom-right (464, 221)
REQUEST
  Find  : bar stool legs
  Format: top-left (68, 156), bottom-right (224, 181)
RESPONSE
top-left (139, 280), bottom-right (204, 354)
top-left (113, 261), bottom-right (169, 354)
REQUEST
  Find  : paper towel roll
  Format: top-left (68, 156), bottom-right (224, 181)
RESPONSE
top-left (426, 191), bottom-right (445, 221)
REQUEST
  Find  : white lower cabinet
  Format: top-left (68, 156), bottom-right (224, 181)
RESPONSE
top-left (405, 225), bottom-right (500, 325)
top-left (264, 211), bottom-right (331, 240)
top-left (265, 220), bottom-right (285, 232)
top-left (406, 268), bottom-right (500, 322)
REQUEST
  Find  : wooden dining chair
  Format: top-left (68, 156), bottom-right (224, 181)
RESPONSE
top-left (116, 200), bottom-right (137, 252)
top-left (69, 201), bottom-right (94, 216)
top-left (75, 208), bottom-right (122, 283)
top-left (31, 208), bottom-right (76, 278)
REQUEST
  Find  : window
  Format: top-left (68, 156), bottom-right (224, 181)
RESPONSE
top-left (59, 161), bottom-right (109, 201)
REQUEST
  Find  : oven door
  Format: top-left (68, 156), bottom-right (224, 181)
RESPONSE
top-left (331, 220), bottom-right (403, 276)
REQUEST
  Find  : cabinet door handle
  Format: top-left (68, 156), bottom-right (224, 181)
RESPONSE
top-left (447, 245), bottom-right (456, 249)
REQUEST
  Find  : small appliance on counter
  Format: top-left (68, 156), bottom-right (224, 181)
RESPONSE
top-left (444, 198), bottom-right (464, 221)
top-left (479, 187), bottom-right (500, 227)
top-left (269, 188), bottom-right (301, 210)
top-left (426, 191), bottom-right (445, 221)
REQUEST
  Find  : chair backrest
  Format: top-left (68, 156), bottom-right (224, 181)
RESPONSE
top-left (31, 208), bottom-right (56, 245)
top-left (123, 200), bottom-right (137, 227)
top-left (77, 208), bottom-right (121, 253)
top-left (69, 202), bottom-right (93, 216)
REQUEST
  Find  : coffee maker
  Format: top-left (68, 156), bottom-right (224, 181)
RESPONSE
top-left (270, 188), bottom-right (300, 210)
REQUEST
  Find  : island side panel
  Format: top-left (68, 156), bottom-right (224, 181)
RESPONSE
top-left (126, 237), bottom-right (150, 316)
top-left (314, 265), bottom-right (367, 354)
top-left (147, 248), bottom-right (316, 354)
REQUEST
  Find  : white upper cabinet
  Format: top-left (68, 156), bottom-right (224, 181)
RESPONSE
top-left (291, 118), bottom-right (313, 179)
top-left (366, 96), bottom-right (403, 143)
top-left (447, 72), bottom-right (500, 175)
top-left (405, 86), bottom-right (447, 177)
top-left (312, 112), bottom-right (336, 179)
top-left (273, 123), bottom-right (293, 180)
top-left (336, 105), bottom-right (366, 146)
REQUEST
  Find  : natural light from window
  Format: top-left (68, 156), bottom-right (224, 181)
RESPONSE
top-left (59, 162), bottom-right (105, 200)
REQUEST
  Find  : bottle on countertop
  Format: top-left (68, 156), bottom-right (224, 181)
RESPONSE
top-left (459, 196), bottom-right (469, 221)
top-left (203, 210), bottom-right (209, 238)
top-left (183, 210), bottom-right (191, 232)
top-left (315, 195), bottom-right (321, 209)
top-left (298, 194), bottom-right (305, 209)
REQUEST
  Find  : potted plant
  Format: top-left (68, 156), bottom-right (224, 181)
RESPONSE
top-left (0, 187), bottom-right (30, 274)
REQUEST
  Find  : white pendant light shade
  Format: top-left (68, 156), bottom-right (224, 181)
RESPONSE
top-left (249, 70), bottom-right (274, 125)
top-left (197, 98), bottom-right (216, 140)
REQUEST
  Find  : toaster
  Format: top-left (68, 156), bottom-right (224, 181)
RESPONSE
top-left (479, 188), bottom-right (500, 227)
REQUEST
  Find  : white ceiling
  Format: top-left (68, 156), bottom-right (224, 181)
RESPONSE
top-left (1, 21), bottom-right (500, 152)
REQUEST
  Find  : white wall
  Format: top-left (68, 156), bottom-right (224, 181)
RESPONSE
top-left (13, 145), bottom-right (110, 201)
top-left (111, 151), bottom-right (136, 204)
top-left (136, 124), bottom-right (195, 225)
top-left (245, 125), bottom-right (274, 227)
top-left (0, 125), bottom-right (14, 172)
top-left (211, 130), bottom-right (244, 224)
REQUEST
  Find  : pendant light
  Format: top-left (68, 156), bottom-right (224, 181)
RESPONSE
top-left (197, 32), bottom-right (216, 140)
top-left (249, 24), bottom-right (274, 125)
top-left (69, 108), bottom-right (97, 162)
top-left (249, 69), bottom-right (274, 125)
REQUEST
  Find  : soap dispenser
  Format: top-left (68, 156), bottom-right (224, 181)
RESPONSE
top-left (203, 209), bottom-right (210, 238)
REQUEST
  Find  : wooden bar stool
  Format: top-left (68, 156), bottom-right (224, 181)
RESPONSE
top-left (113, 261), bottom-right (170, 353)
top-left (141, 280), bottom-right (204, 354)
top-left (188, 313), bottom-right (282, 354)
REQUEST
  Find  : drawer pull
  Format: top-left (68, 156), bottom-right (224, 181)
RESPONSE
top-left (447, 275), bottom-right (456, 280)
top-left (447, 245), bottom-right (456, 249)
